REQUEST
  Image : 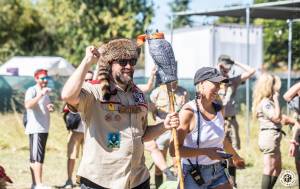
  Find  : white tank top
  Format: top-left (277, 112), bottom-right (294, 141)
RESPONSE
top-left (182, 100), bottom-right (225, 165)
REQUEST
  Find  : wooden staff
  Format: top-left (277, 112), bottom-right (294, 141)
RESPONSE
top-left (166, 81), bottom-right (184, 189)
top-left (137, 32), bottom-right (184, 188)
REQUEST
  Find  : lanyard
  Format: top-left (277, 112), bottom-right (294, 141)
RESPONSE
top-left (195, 98), bottom-right (201, 165)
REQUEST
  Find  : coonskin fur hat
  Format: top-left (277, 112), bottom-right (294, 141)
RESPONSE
top-left (96, 38), bottom-right (138, 101)
top-left (100, 38), bottom-right (138, 63)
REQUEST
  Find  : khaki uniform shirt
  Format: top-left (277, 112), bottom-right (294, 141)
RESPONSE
top-left (76, 82), bottom-right (149, 189)
top-left (150, 85), bottom-right (189, 123)
top-left (256, 98), bottom-right (281, 129)
top-left (288, 95), bottom-right (300, 120)
top-left (219, 75), bottom-right (242, 117)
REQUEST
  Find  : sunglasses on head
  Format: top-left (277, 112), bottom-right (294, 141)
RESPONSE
top-left (116, 59), bottom-right (137, 67)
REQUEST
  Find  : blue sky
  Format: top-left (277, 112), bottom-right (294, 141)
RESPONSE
top-left (151, 0), bottom-right (253, 32)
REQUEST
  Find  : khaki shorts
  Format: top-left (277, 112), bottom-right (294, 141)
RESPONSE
top-left (67, 131), bottom-right (84, 159)
top-left (258, 129), bottom-right (282, 155)
top-left (155, 130), bottom-right (171, 151)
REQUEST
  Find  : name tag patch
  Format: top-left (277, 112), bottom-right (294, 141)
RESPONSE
top-left (119, 105), bottom-right (142, 113)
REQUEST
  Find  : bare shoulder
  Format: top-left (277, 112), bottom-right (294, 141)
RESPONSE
top-left (179, 103), bottom-right (195, 131)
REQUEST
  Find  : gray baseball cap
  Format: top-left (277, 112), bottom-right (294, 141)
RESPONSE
top-left (194, 67), bottom-right (228, 85)
top-left (218, 54), bottom-right (234, 65)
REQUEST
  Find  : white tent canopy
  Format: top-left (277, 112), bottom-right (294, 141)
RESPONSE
top-left (0, 56), bottom-right (75, 76)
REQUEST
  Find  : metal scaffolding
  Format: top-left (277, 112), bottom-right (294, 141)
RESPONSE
top-left (171, 0), bottom-right (300, 147)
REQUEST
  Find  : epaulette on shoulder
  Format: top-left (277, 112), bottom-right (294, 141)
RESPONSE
top-left (132, 84), bottom-right (143, 92)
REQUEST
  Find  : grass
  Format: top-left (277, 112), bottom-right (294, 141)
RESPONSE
top-left (0, 112), bottom-right (299, 189)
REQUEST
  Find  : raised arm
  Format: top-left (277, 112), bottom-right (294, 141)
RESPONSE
top-left (270, 92), bottom-right (281, 123)
top-left (234, 61), bottom-right (256, 82)
top-left (284, 82), bottom-right (300, 102)
top-left (61, 46), bottom-right (99, 106)
top-left (25, 88), bottom-right (51, 109)
top-left (137, 66), bottom-right (157, 93)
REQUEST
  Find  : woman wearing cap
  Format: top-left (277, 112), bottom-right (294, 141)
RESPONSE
top-left (170, 67), bottom-right (244, 189)
top-left (253, 73), bottom-right (295, 189)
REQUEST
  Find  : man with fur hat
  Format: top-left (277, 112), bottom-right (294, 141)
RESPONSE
top-left (61, 38), bottom-right (179, 189)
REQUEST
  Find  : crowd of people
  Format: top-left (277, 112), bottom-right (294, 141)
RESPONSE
top-left (1, 37), bottom-right (300, 189)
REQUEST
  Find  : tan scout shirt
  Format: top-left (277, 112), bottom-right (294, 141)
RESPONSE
top-left (256, 98), bottom-right (281, 130)
top-left (219, 75), bottom-right (242, 117)
top-left (76, 82), bottom-right (150, 189)
top-left (150, 84), bottom-right (189, 123)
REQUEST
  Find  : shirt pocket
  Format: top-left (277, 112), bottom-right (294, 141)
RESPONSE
top-left (132, 105), bottom-right (148, 137)
top-left (100, 103), bottom-right (131, 126)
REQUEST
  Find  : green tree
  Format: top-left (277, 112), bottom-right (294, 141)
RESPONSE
top-left (38, 0), bottom-right (154, 65)
top-left (168, 0), bottom-right (192, 29)
top-left (216, 0), bottom-right (300, 70)
top-left (0, 0), bottom-right (154, 66)
top-left (254, 17), bottom-right (300, 70)
top-left (0, 0), bottom-right (57, 64)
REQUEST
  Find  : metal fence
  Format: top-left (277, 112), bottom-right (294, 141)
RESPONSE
top-left (1, 75), bottom-right (299, 114)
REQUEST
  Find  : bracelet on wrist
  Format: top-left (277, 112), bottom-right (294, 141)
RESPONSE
top-left (290, 140), bottom-right (299, 146)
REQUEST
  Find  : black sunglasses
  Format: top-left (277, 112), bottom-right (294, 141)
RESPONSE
top-left (116, 59), bottom-right (137, 67)
top-left (85, 79), bottom-right (92, 82)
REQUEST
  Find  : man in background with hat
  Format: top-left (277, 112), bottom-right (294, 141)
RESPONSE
top-left (61, 38), bottom-right (179, 189)
top-left (148, 80), bottom-right (189, 188)
top-left (24, 69), bottom-right (54, 189)
top-left (217, 55), bottom-right (255, 187)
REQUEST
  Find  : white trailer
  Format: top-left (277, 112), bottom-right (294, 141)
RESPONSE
top-left (145, 24), bottom-right (263, 79)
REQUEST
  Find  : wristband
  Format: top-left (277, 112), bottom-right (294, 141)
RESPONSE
top-left (290, 140), bottom-right (299, 146)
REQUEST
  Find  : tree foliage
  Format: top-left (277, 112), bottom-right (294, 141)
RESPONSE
top-left (168, 0), bottom-right (192, 29)
top-left (216, 0), bottom-right (300, 70)
top-left (0, 0), bottom-right (154, 66)
top-left (0, 0), bottom-right (57, 63)
top-left (254, 17), bottom-right (300, 70)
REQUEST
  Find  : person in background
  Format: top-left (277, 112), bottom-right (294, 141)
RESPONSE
top-left (217, 55), bottom-right (255, 187)
top-left (24, 69), bottom-right (54, 189)
top-left (61, 71), bottom-right (93, 189)
top-left (148, 81), bottom-right (189, 188)
top-left (283, 82), bottom-right (300, 188)
top-left (171, 67), bottom-right (245, 189)
top-left (253, 73), bottom-right (295, 189)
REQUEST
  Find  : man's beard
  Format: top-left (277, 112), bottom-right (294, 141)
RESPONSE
top-left (40, 82), bottom-right (48, 88)
top-left (115, 71), bottom-right (133, 86)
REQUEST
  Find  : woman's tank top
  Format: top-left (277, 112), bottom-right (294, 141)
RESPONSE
top-left (182, 100), bottom-right (225, 165)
